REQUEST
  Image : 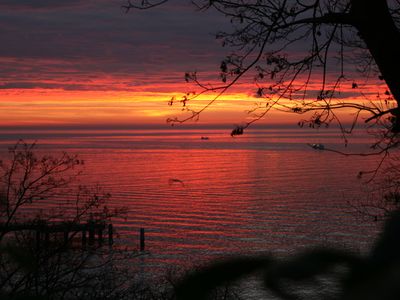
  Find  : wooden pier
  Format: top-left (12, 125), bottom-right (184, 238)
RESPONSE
top-left (0, 221), bottom-right (114, 248)
top-left (0, 222), bottom-right (149, 252)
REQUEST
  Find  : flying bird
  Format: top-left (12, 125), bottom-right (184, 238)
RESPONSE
top-left (168, 178), bottom-right (185, 187)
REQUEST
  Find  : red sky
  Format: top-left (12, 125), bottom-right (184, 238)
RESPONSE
top-left (0, 1), bottom-right (390, 128)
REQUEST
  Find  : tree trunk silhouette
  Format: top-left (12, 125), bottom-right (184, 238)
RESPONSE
top-left (351, 0), bottom-right (400, 109)
top-left (128, 0), bottom-right (400, 136)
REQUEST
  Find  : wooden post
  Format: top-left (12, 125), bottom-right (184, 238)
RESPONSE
top-left (98, 226), bottom-right (103, 245)
top-left (45, 231), bottom-right (50, 247)
top-left (88, 222), bottom-right (95, 246)
top-left (140, 228), bottom-right (145, 252)
top-left (64, 230), bottom-right (69, 244)
top-left (82, 228), bottom-right (87, 247)
top-left (108, 224), bottom-right (113, 246)
top-left (36, 230), bottom-right (41, 250)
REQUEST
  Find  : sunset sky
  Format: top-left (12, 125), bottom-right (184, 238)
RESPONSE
top-left (0, 0), bottom-right (389, 128)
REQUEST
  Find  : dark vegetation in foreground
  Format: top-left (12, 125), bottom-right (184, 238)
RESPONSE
top-left (1, 142), bottom-right (400, 299)
top-left (176, 209), bottom-right (400, 300)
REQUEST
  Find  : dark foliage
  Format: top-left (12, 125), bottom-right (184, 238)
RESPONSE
top-left (175, 209), bottom-right (400, 300)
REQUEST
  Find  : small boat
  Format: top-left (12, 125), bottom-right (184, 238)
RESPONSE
top-left (309, 143), bottom-right (325, 150)
top-left (201, 136), bottom-right (209, 140)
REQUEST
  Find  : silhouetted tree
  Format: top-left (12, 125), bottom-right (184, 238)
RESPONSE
top-left (126, 0), bottom-right (400, 152)
top-left (124, 3), bottom-right (400, 298)
top-left (350, 155), bottom-right (400, 221)
top-left (0, 141), bottom-right (81, 238)
top-left (0, 141), bottom-right (131, 299)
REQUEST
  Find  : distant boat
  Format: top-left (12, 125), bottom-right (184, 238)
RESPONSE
top-left (201, 136), bottom-right (209, 140)
top-left (309, 143), bottom-right (325, 150)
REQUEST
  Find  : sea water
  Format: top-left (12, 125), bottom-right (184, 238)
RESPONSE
top-left (0, 127), bottom-right (382, 278)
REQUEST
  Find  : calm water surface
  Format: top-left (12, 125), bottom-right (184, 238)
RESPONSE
top-left (0, 127), bottom-right (382, 276)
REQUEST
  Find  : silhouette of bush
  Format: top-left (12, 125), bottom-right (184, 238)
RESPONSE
top-left (0, 141), bottom-right (130, 299)
top-left (175, 210), bottom-right (400, 300)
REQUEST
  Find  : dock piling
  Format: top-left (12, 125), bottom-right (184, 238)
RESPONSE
top-left (98, 227), bottom-right (103, 245)
top-left (108, 224), bottom-right (113, 246)
top-left (45, 231), bottom-right (50, 247)
top-left (82, 228), bottom-right (87, 247)
top-left (36, 230), bottom-right (40, 250)
top-left (64, 230), bottom-right (69, 244)
top-left (140, 228), bottom-right (145, 252)
top-left (88, 222), bottom-right (95, 246)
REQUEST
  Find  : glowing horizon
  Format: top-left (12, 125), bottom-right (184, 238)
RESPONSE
top-left (0, 74), bottom-right (389, 128)
top-left (0, 1), bottom-right (390, 129)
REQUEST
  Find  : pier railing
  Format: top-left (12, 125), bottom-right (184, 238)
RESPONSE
top-left (0, 221), bottom-right (151, 253)
top-left (0, 220), bottom-right (114, 249)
